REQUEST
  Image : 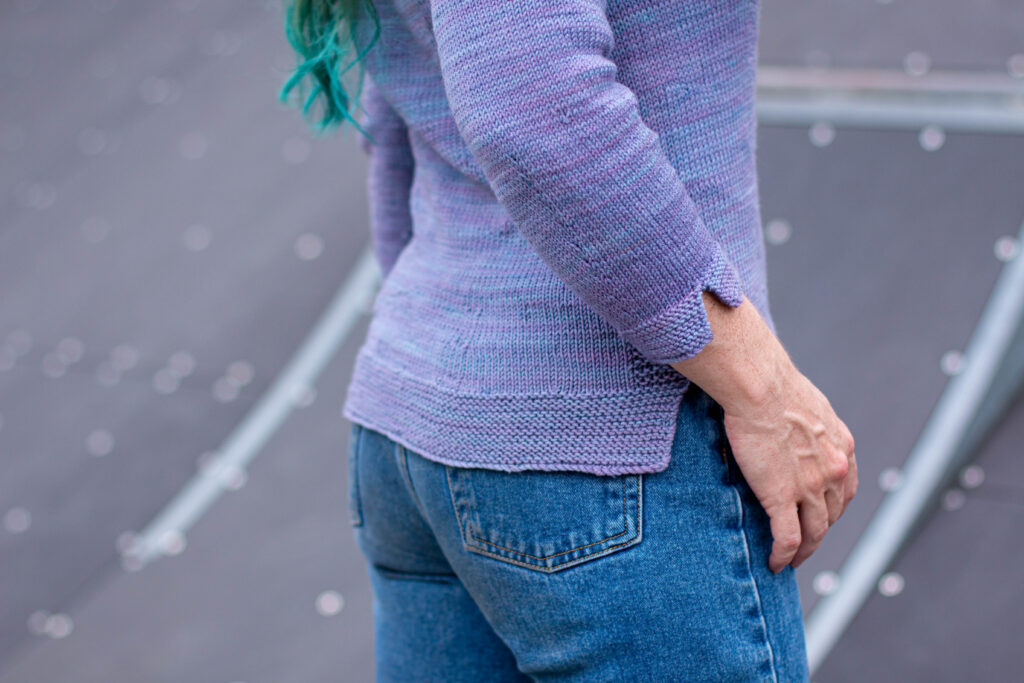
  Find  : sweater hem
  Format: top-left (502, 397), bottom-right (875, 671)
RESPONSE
top-left (341, 351), bottom-right (692, 476)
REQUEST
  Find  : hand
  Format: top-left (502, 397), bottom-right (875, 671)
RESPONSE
top-left (722, 364), bottom-right (858, 573)
top-left (669, 291), bottom-right (858, 573)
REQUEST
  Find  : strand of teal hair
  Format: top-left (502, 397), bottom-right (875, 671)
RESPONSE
top-left (278, 0), bottom-right (381, 140)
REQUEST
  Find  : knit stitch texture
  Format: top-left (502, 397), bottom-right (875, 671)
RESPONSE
top-left (341, 0), bottom-right (777, 475)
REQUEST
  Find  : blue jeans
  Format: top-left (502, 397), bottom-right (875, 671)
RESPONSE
top-left (346, 384), bottom-right (810, 682)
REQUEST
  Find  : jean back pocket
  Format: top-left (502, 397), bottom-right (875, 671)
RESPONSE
top-left (445, 465), bottom-right (643, 573)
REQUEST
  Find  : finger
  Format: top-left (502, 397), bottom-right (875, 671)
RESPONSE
top-left (765, 500), bottom-right (801, 574)
top-left (823, 486), bottom-right (844, 526)
top-left (790, 494), bottom-right (829, 569)
top-left (843, 452), bottom-right (859, 511)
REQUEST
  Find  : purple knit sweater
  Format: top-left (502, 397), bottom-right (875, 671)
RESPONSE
top-left (341, 0), bottom-right (776, 475)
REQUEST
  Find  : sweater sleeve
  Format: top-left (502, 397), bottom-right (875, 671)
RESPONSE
top-left (357, 76), bottom-right (415, 279)
top-left (429, 0), bottom-right (747, 365)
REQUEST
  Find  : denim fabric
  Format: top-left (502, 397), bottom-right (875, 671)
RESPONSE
top-left (346, 385), bottom-right (810, 682)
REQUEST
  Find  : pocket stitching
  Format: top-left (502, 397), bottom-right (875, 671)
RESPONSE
top-left (445, 466), bottom-right (643, 571)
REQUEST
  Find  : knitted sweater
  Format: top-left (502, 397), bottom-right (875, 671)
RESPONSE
top-left (341, 0), bottom-right (776, 475)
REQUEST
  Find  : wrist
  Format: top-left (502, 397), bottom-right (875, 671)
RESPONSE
top-left (670, 292), bottom-right (793, 415)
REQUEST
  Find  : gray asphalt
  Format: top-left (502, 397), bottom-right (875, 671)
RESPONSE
top-left (1, 1), bottom-right (1021, 681)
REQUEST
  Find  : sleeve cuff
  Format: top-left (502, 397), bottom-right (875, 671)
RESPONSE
top-left (617, 247), bottom-right (745, 365)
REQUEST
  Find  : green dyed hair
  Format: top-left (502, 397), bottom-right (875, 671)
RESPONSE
top-left (278, 0), bottom-right (381, 139)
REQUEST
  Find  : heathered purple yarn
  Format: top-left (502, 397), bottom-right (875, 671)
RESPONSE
top-left (341, 0), bottom-right (777, 475)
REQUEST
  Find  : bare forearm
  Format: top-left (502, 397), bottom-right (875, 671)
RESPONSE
top-left (670, 291), bottom-right (794, 414)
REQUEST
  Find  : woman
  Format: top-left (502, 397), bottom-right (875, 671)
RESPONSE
top-left (280, 0), bottom-right (858, 680)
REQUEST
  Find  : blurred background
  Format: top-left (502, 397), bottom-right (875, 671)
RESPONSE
top-left (1, 0), bottom-right (1022, 681)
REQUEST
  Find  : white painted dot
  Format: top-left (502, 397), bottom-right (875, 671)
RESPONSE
top-left (904, 51), bottom-right (931, 77)
top-left (809, 121), bottom-right (835, 147)
top-left (940, 350), bottom-right (964, 376)
top-left (764, 219), bottom-right (792, 245)
top-left (295, 233), bottom-right (325, 260)
top-left (121, 557), bottom-right (144, 573)
top-left (45, 613), bottom-right (74, 639)
top-left (4, 507), bottom-right (32, 534)
top-left (121, 554), bottom-right (144, 572)
top-left (942, 488), bottom-right (966, 511)
top-left (95, 361), bottom-right (121, 386)
top-left (81, 216), bottom-right (112, 242)
top-left (168, 351), bottom-right (197, 377)
top-left (812, 570), bottom-right (840, 596)
top-left (213, 377), bottom-right (240, 402)
top-left (282, 137), bottom-right (311, 164)
top-left (218, 464), bottom-right (248, 491)
top-left (227, 361), bottom-right (255, 386)
top-left (315, 590), bottom-right (344, 617)
top-left (183, 223), bottom-right (212, 251)
top-left (878, 571), bottom-right (905, 596)
top-left (110, 344), bottom-right (139, 370)
top-left (42, 353), bottom-right (67, 378)
top-left (86, 429), bottom-right (115, 457)
top-left (116, 531), bottom-right (139, 554)
top-left (118, 534), bottom-right (145, 571)
top-left (56, 337), bottom-right (85, 364)
top-left (919, 125), bottom-right (945, 151)
top-left (1008, 54), bottom-right (1024, 79)
top-left (994, 235), bottom-right (1019, 262)
top-left (153, 367), bottom-right (181, 394)
top-left (27, 611), bottom-right (49, 635)
top-left (158, 529), bottom-right (187, 556)
top-left (959, 464), bottom-right (984, 489)
top-left (180, 132), bottom-right (208, 160)
top-left (17, 181), bottom-right (57, 209)
top-left (878, 467), bottom-right (903, 492)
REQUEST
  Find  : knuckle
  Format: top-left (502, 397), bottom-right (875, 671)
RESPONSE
top-left (780, 532), bottom-right (802, 552)
top-left (806, 471), bottom-right (825, 492)
top-left (829, 455), bottom-right (850, 481)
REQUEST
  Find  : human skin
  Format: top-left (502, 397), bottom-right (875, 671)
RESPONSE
top-left (671, 291), bottom-right (859, 573)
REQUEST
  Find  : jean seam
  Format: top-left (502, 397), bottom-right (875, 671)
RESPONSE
top-left (397, 443), bottom-right (427, 517)
top-left (349, 425), bottom-right (365, 527)
top-left (729, 481), bottom-right (779, 682)
top-left (445, 467), bottom-right (642, 571)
